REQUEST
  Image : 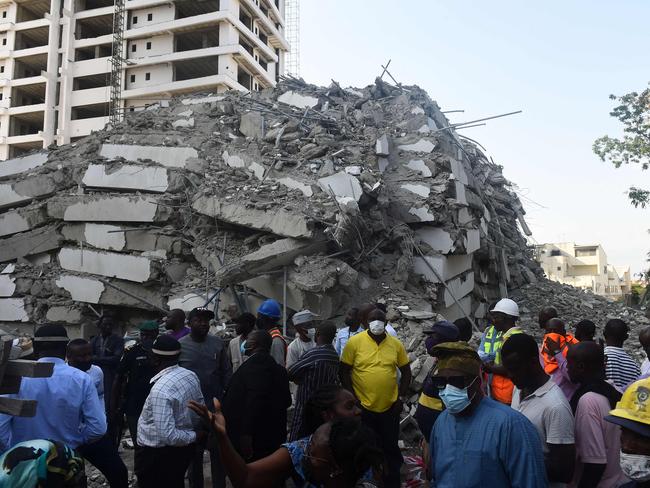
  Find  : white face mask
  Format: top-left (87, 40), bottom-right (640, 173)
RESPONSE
top-left (369, 320), bottom-right (386, 335)
top-left (620, 451), bottom-right (650, 481)
top-left (307, 328), bottom-right (316, 340)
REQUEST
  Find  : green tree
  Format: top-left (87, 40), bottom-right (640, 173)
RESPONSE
top-left (593, 85), bottom-right (650, 207)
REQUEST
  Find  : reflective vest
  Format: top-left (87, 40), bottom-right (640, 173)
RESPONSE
top-left (542, 332), bottom-right (579, 375)
top-left (489, 327), bottom-right (523, 405)
top-left (479, 325), bottom-right (502, 360)
top-left (269, 327), bottom-right (288, 359)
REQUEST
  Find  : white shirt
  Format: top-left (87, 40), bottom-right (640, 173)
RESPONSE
top-left (511, 378), bottom-right (575, 488)
top-left (286, 337), bottom-right (315, 368)
top-left (137, 365), bottom-right (204, 448)
top-left (641, 358), bottom-right (650, 377)
top-left (87, 364), bottom-right (104, 406)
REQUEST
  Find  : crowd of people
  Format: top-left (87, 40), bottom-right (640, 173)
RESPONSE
top-left (0, 296), bottom-right (650, 488)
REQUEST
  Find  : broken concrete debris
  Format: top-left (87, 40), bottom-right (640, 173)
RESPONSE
top-left (0, 75), bottom-right (575, 348)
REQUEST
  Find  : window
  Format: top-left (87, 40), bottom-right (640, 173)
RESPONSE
top-left (131, 44), bottom-right (136, 52)
top-left (130, 74), bottom-right (135, 82)
top-left (0, 66), bottom-right (4, 73)
top-left (0, 93), bottom-right (3, 100)
top-left (145, 72), bottom-right (150, 80)
top-left (146, 41), bottom-right (151, 49)
top-left (147, 13), bottom-right (152, 20)
top-left (2, 39), bottom-right (6, 46)
top-left (132, 16), bottom-right (138, 24)
top-left (550, 250), bottom-right (561, 257)
top-left (2, 11), bottom-right (6, 18)
top-left (130, 107), bottom-right (135, 112)
top-left (556, 267), bottom-right (561, 271)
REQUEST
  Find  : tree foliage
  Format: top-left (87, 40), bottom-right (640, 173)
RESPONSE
top-left (593, 86), bottom-right (650, 207)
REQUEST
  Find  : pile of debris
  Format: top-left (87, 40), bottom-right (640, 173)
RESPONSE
top-left (0, 76), bottom-right (542, 338)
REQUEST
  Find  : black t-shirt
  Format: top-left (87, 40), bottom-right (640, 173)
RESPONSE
top-left (116, 343), bottom-right (156, 416)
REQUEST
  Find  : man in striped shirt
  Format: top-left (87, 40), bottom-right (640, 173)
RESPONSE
top-left (604, 319), bottom-right (641, 392)
top-left (287, 322), bottom-right (340, 441)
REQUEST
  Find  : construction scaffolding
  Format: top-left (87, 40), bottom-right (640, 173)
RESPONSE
top-left (285, 0), bottom-right (300, 77)
top-left (109, 0), bottom-right (125, 126)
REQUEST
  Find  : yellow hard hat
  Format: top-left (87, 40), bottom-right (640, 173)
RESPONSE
top-left (605, 376), bottom-right (650, 437)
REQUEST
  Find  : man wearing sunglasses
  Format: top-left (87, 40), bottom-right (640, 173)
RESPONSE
top-left (429, 342), bottom-right (547, 487)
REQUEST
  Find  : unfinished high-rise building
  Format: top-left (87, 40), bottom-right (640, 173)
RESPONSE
top-left (0, 0), bottom-right (288, 159)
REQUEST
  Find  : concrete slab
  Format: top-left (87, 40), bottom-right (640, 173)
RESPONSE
top-left (239, 112), bottom-right (265, 139)
top-left (99, 144), bottom-right (198, 169)
top-left (449, 158), bottom-right (469, 185)
top-left (416, 228), bottom-right (454, 253)
top-left (399, 139), bottom-right (435, 153)
top-left (0, 206), bottom-right (48, 237)
top-left (0, 298), bottom-right (28, 322)
top-left (0, 275), bottom-right (16, 296)
top-left (439, 295), bottom-right (473, 322)
top-left (82, 164), bottom-right (169, 193)
top-left (465, 229), bottom-right (481, 254)
top-left (62, 223), bottom-right (127, 251)
top-left (0, 226), bottom-right (63, 262)
top-left (181, 95), bottom-right (224, 105)
top-left (443, 272), bottom-right (475, 308)
top-left (408, 207), bottom-right (435, 222)
top-left (405, 160), bottom-right (432, 177)
top-left (318, 171), bottom-right (363, 202)
top-left (0, 152), bottom-right (48, 179)
top-left (277, 91), bottom-right (319, 109)
top-left (48, 195), bottom-right (168, 223)
top-left (192, 196), bottom-right (313, 238)
top-left (25, 253), bottom-right (51, 266)
top-left (454, 181), bottom-right (468, 205)
top-left (167, 291), bottom-right (214, 312)
top-left (46, 305), bottom-right (82, 324)
top-left (0, 175), bottom-right (58, 210)
top-left (401, 183), bottom-right (430, 198)
top-left (376, 135), bottom-right (390, 156)
top-left (172, 118), bottom-right (195, 129)
top-left (213, 238), bottom-right (326, 285)
top-left (55, 274), bottom-right (165, 310)
top-left (58, 248), bottom-right (156, 283)
top-left (222, 151), bottom-right (246, 169)
top-left (274, 177), bottom-right (313, 197)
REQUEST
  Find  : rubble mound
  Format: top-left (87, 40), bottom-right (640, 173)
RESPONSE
top-left (0, 76), bottom-right (544, 335)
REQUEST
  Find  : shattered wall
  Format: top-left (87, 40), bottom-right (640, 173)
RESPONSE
top-left (0, 78), bottom-right (543, 336)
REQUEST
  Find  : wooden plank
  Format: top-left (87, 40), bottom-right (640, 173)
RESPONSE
top-left (5, 360), bottom-right (54, 378)
top-left (0, 397), bottom-right (36, 417)
top-left (0, 375), bottom-right (21, 394)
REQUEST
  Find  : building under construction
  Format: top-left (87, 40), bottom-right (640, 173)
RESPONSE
top-left (0, 0), bottom-right (288, 159)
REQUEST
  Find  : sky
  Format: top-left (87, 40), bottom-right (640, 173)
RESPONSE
top-left (299, 0), bottom-right (650, 275)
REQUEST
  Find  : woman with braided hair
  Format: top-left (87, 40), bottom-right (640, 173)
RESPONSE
top-left (189, 396), bottom-right (384, 488)
top-left (298, 385), bottom-right (361, 439)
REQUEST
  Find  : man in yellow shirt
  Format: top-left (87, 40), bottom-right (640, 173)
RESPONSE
top-left (340, 308), bottom-right (411, 488)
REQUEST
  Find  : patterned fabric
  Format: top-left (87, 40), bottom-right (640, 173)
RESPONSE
top-left (287, 344), bottom-right (340, 440)
top-left (137, 365), bottom-right (204, 447)
top-left (604, 346), bottom-right (641, 392)
top-left (0, 439), bottom-right (85, 487)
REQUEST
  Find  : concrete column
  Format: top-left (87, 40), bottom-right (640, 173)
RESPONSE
top-left (42, 0), bottom-right (62, 147)
top-left (57, 0), bottom-right (75, 145)
top-left (218, 22), bottom-right (239, 82)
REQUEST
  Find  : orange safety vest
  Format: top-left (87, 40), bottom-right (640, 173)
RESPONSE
top-left (269, 327), bottom-right (288, 359)
top-left (541, 332), bottom-right (579, 375)
top-left (490, 327), bottom-right (523, 405)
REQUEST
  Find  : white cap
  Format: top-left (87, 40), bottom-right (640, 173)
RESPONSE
top-left (491, 298), bottom-right (519, 318)
top-left (292, 310), bottom-right (318, 326)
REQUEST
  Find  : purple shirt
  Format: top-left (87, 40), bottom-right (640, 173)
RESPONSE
top-left (168, 327), bottom-right (190, 341)
top-left (550, 352), bottom-right (578, 400)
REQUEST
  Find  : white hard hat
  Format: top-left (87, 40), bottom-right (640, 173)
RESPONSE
top-left (491, 298), bottom-right (519, 318)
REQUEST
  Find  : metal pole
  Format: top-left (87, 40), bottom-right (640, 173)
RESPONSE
top-left (282, 266), bottom-right (288, 336)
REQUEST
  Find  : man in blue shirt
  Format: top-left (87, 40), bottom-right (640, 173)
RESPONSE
top-left (429, 342), bottom-right (547, 488)
top-left (0, 324), bottom-right (106, 452)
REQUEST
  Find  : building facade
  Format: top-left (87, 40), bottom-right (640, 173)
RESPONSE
top-left (0, 0), bottom-right (287, 159)
top-left (535, 242), bottom-right (632, 299)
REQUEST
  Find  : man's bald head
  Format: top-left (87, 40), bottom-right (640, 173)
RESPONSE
top-left (538, 306), bottom-right (558, 329)
top-left (567, 341), bottom-right (605, 384)
top-left (546, 318), bottom-right (566, 335)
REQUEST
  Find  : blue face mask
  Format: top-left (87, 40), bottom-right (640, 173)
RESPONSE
top-left (438, 377), bottom-right (477, 414)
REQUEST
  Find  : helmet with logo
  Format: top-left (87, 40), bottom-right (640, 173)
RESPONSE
top-left (605, 377), bottom-right (650, 437)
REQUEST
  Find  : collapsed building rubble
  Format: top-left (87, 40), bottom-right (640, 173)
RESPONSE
top-left (0, 76), bottom-right (546, 339)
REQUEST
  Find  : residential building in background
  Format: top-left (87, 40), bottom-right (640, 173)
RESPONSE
top-left (0, 0), bottom-right (287, 159)
top-left (535, 242), bottom-right (632, 300)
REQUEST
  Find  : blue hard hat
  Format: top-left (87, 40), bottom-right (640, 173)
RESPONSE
top-left (258, 299), bottom-right (282, 319)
